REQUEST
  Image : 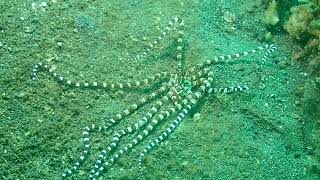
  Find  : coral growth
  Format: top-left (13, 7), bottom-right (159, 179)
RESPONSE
top-left (264, 0), bottom-right (280, 26)
top-left (284, 4), bottom-right (313, 39)
top-left (282, 1), bottom-right (320, 75)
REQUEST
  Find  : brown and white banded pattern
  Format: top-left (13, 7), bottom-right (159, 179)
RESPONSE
top-left (32, 62), bottom-right (173, 90)
top-left (124, 17), bottom-right (185, 62)
top-left (31, 16), bottom-right (276, 179)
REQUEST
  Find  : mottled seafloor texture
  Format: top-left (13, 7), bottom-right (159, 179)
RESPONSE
top-left (1, 0), bottom-right (319, 179)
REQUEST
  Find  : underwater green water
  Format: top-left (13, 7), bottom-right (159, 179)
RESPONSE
top-left (1, 0), bottom-right (319, 179)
